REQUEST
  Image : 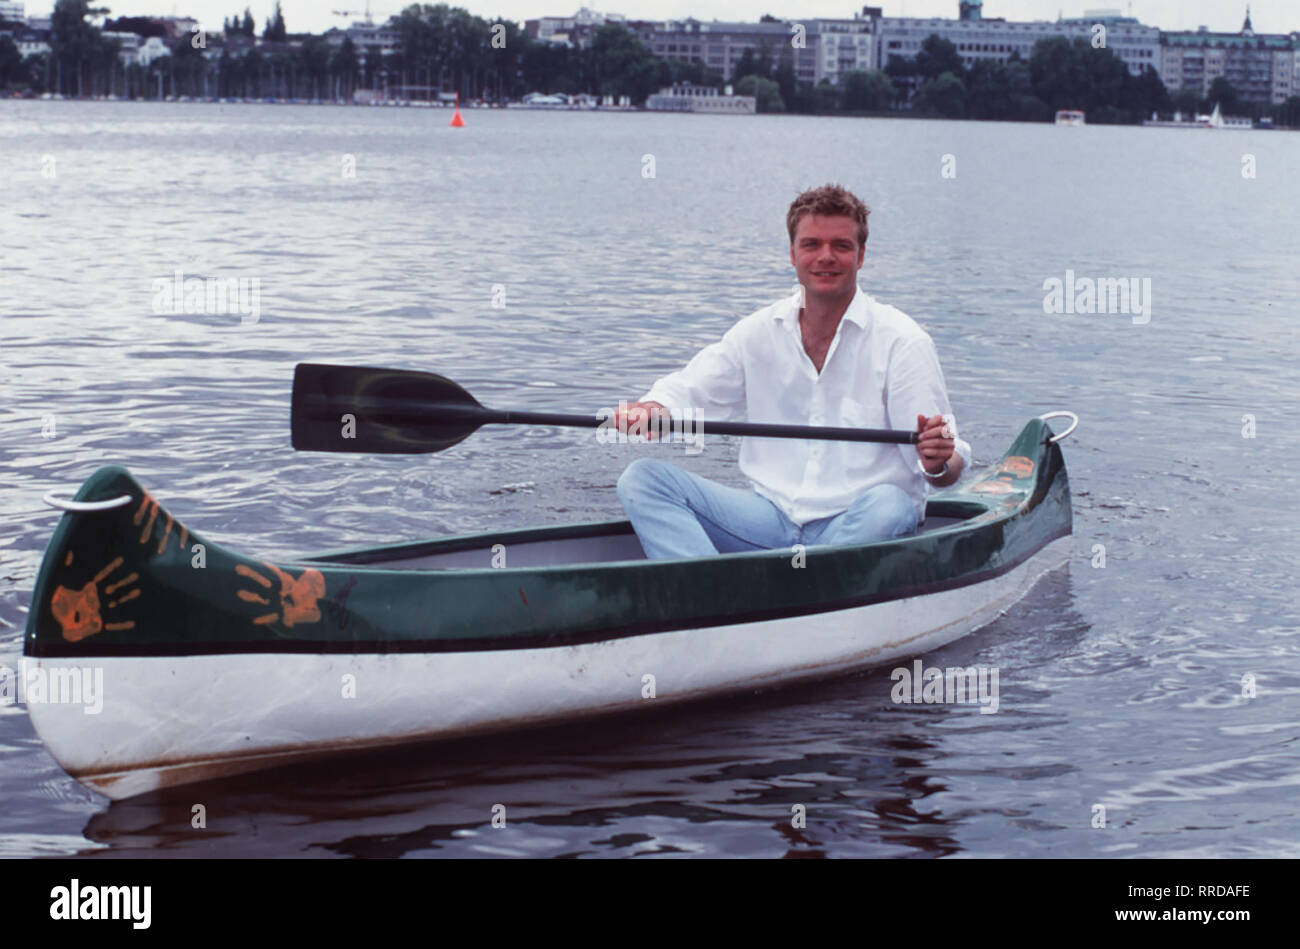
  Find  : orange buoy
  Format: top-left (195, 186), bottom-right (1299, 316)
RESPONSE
top-left (450, 91), bottom-right (464, 127)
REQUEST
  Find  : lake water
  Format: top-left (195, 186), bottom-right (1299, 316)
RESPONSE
top-left (1, 101), bottom-right (1297, 857)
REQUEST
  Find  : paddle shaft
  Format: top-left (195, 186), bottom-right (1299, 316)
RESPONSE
top-left (480, 408), bottom-right (919, 445)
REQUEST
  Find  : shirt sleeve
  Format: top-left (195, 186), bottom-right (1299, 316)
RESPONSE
top-left (640, 322), bottom-right (747, 422)
top-left (885, 334), bottom-right (972, 476)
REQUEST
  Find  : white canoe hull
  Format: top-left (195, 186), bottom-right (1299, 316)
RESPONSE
top-left (26, 537), bottom-right (1071, 800)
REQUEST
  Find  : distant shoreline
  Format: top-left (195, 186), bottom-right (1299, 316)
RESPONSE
top-left (6, 96), bottom-right (1296, 129)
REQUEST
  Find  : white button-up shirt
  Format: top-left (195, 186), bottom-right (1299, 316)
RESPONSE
top-left (641, 285), bottom-right (971, 525)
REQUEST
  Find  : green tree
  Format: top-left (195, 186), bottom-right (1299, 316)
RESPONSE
top-left (911, 71), bottom-right (965, 117)
top-left (51, 0), bottom-right (107, 96)
top-left (1170, 86), bottom-right (1200, 115)
top-left (1027, 35), bottom-right (1135, 118)
top-left (589, 23), bottom-right (654, 98)
top-left (484, 19), bottom-right (528, 101)
top-left (732, 48), bottom-right (757, 81)
top-left (225, 8), bottom-right (256, 37)
top-left (264, 1), bottom-right (287, 42)
top-left (168, 32), bottom-right (207, 97)
top-left (1124, 68), bottom-right (1171, 118)
top-left (299, 35), bottom-right (332, 98)
top-left (1028, 36), bottom-right (1088, 111)
top-left (1206, 76), bottom-right (1240, 114)
top-left (1275, 95), bottom-right (1300, 127)
top-left (735, 73), bottom-right (784, 112)
top-left (965, 59), bottom-right (1009, 119)
top-left (522, 38), bottom-right (576, 93)
top-left (841, 69), bottom-right (893, 111)
top-left (330, 35), bottom-right (360, 99)
top-left (773, 61), bottom-right (796, 110)
top-left (916, 34), bottom-right (963, 81)
top-left (25, 52), bottom-right (52, 92)
top-left (0, 35), bottom-right (24, 87)
top-left (811, 78), bottom-right (839, 112)
top-left (963, 57), bottom-right (1041, 120)
top-left (242, 46), bottom-right (265, 97)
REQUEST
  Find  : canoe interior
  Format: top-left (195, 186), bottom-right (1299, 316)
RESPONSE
top-left (296, 504), bottom-right (987, 571)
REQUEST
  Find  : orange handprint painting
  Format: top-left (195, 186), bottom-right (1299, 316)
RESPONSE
top-left (133, 492), bottom-right (189, 555)
top-left (235, 562), bottom-right (326, 628)
top-left (50, 554), bottom-right (140, 642)
top-left (997, 456), bottom-right (1036, 480)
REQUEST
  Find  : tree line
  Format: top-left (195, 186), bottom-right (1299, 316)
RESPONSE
top-left (3, 1), bottom-right (1299, 125)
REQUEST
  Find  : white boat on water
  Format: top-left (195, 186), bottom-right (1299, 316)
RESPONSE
top-left (1054, 109), bottom-right (1085, 126)
top-left (645, 83), bottom-right (756, 114)
top-left (507, 92), bottom-right (598, 111)
top-left (1142, 103), bottom-right (1253, 129)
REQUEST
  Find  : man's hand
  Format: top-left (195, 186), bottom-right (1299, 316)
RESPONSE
top-left (615, 401), bottom-right (670, 441)
top-left (916, 413), bottom-right (961, 486)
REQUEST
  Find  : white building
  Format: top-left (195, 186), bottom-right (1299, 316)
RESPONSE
top-left (137, 36), bottom-right (170, 67)
top-left (102, 30), bottom-right (142, 66)
top-left (639, 20), bottom-right (809, 83)
top-left (324, 21), bottom-right (399, 56)
top-left (877, 3), bottom-right (1161, 80)
top-left (528, 7), bottom-right (624, 44)
top-left (1160, 14), bottom-right (1297, 105)
top-left (15, 32), bottom-right (48, 57)
top-left (814, 16), bottom-right (877, 85)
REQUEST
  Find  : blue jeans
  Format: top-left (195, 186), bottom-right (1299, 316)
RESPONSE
top-left (616, 458), bottom-right (919, 560)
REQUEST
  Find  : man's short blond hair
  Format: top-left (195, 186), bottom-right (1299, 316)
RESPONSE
top-left (786, 184), bottom-right (870, 249)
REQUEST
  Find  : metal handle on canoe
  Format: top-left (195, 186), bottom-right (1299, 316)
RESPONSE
top-left (42, 492), bottom-right (133, 512)
top-left (1038, 411), bottom-right (1078, 443)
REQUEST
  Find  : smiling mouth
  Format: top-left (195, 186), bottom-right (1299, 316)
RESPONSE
top-left (812, 271), bottom-right (840, 278)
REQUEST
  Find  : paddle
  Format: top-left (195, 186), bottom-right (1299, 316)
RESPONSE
top-left (291, 363), bottom-right (919, 454)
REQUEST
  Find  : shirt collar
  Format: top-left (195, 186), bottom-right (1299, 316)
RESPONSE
top-left (773, 283), bottom-right (873, 331)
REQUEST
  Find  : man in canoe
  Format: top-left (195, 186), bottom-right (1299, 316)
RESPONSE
top-left (614, 183), bottom-right (970, 560)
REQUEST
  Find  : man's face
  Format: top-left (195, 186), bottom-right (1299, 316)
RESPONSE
top-left (789, 214), bottom-right (864, 304)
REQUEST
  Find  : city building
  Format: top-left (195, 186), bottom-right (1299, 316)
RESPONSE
top-left (1057, 11), bottom-right (1162, 77)
top-left (323, 20), bottom-right (399, 58)
top-left (11, 27), bottom-right (49, 58)
top-left (102, 30), bottom-right (142, 66)
top-left (635, 19), bottom-right (816, 83)
top-left (0, 1), bottom-right (23, 23)
top-left (525, 7), bottom-right (625, 47)
top-left (1160, 9), bottom-right (1296, 104)
top-left (877, 4), bottom-right (1161, 79)
top-left (813, 10), bottom-right (880, 85)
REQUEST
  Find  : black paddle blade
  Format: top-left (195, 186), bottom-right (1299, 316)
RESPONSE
top-left (291, 363), bottom-right (488, 454)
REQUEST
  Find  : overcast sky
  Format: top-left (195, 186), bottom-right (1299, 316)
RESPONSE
top-left (30, 1), bottom-right (1296, 38)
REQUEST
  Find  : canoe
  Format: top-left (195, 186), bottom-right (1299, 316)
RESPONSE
top-left (23, 415), bottom-right (1073, 800)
